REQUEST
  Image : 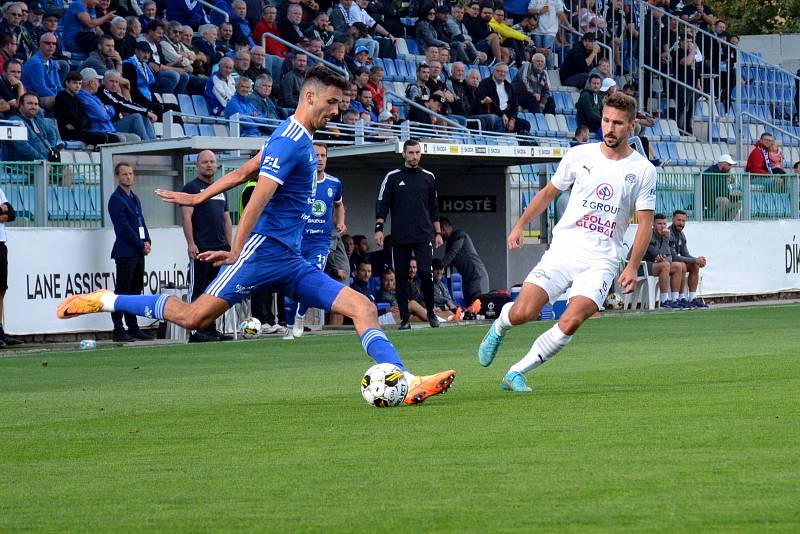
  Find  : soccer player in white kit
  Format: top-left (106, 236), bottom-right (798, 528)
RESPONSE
top-left (478, 93), bottom-right (657, 392)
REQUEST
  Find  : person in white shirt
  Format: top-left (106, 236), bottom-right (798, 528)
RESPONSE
top-left (347, 0), bottom-right (394, 58)
top-left (527, 0), bottom-right (573, 68)
top-left (0, 187), bottom-right (22, 346)
top-left (478, 92), bottom-right (657, 392)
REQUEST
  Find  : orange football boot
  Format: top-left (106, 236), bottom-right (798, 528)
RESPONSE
top-left (56, 289), bottom-right (112, 319)
top-left (404, 369), bottom-right (456, 405)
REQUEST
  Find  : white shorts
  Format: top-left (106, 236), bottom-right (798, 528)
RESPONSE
top-left (523, 249), bottom-right (617, 309)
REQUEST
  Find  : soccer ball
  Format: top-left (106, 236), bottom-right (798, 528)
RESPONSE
top-left (239, 317), bottom-right (262, 338)
top-left (360, 363), bottom-right (408, 408)
top-left (605, 292), bottom-right (625, 310)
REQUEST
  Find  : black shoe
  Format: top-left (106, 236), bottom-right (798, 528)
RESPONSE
top-left (188, 331), bottom-right (219, 343)
top-left (399, 321), bottom-right (411, 330)
top-left (217, 333), bottom-right (233, 341)
top-left (427, 312), bottom-right (440, 328)
top-left (112, 330), bottom-right (135, 342)
top-left (3, 334), bottom-right (23, 346)
top-left (128, 330), bottom-right (153, 341)
top-left (0, 337), bottom-right (7, 347)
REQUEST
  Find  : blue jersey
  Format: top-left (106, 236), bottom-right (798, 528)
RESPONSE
top-left (303, 173), bottom-right (343, 247)
top-left (252, 116), bottom-right (317, 254)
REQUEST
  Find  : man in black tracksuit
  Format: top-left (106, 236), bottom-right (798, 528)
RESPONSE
top-left (375, 140), bottom-right (442, 329)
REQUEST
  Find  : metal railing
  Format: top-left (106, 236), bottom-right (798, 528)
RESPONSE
top-left (262, 32), bottom-right (348, 78)
top-left (197, 0), bottom-right (228, 22)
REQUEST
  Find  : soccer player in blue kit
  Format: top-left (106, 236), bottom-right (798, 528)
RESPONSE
top-left (56, 65), bottom-right (455, 405)
top-left (285, 142), bottom-right (345, 339)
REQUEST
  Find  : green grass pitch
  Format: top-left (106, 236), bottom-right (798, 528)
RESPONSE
top-left (2, 305), bottom-right (799, 532)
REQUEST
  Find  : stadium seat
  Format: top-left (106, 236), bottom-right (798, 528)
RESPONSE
top-left (15, 185), bottom-right (35, 220)
top-left (405, 39), bottom-right (419, 56)
top-left (178, 94), bottom-right (198, 123)
top-left (48, 186), bottom-right (70, 221)
top-left (449, 273), bottom-right (465, 307)
top-left (199, 124), bottom-right (216, 136)
top-left (183, 123), bottom-right (200, 136)
top-left (213, 124), bottom-right (229, 137)
top-left (191, 95), bottom-right (212, 119)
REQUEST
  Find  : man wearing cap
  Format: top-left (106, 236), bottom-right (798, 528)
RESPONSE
top-left (576, 73), bottom-right (603, 132)
top-left (702, 154), bottom-right (740, 220)
top-left (77, 67), bottom-right (140, 142)
top-left (55, 70), bottom-right (120, 145)
top-left (599, 77), bottom-right (617, 100)
top-left (20, 31), bottom-right (61, 110)
top-left (408, 91), bottom-right (448, 127)
top-left (560, 32), bottom-right (601, 88)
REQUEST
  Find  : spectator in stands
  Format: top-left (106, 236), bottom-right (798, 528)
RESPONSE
top-left (63, 0), bottom-right (116, 54)
top-left (682, 0), bottom-right (714, 30)
top-left (204, 56), bottom-right (235, 115)
top-left (671, 33), bottom-right (698, 133)
top-left (244, 46), bottom-right (267, 81)
top-left (363, 65), bottom-right (384, 111)
top-left (305, 13), bottom-right (334, 48)
top-left (560, 31), bottom-right (600, 89)
top-left (121, 41), bottom-right (164, 117)
top-left (119, 16), bottom-right (140, 60)
top-left (247, 74), bottom-right (286, 126)
top-left (439, 217), bottom-right (489, 306)
top-left (349, 234), bottom-right (370, 273)
top-left (576, 73), bottom-right (602, 132)
top-left (279, 51), bottom-right (306, 108)
top-left (225, 76), bottom-right (268, 136)
top-left (489, 7), bottom-right (531, 67)
top-left (0, 32), bottom-right (18, 74)
top-left (347, 0), bottom-right (395, 57)
top-left (80, 33), bottom-right (123, 80)
top-left (138, 1), bottom-right (158, 33)
top-left (349, 259), bottom-right (376, 303)
top-left (180, 25), bottom-right (209, 75)
top-left (279, 4), bottom-right (306, 46)
top-left (99, 70), bottom-right (155, 140)
top-left (639, 213), bottom-right (687, 309)
top-left (431, 258), bottom-right (462, 320)
top-left (253, 5), bottom-right (285, 57)
top-left (415, 5), bottom-right (443, 52)
top-left (342, 234), bottom-right (354, 260)
top-left (586, 57), bottom-right (613, 87)
top-left (0, 2), bottom-right (35, 59)
top-left (448, 63), bottom-right (498, 132)
top-left (432, 5), bottom-right (471, 65)
top-left (528, 0), bottom-right (570, 68)
top-left (232, 49), bottom-right (251, 79)
top-left (600, 77), bottom-right (617, 100)
top-left (408, 90), bottom-right (449, 126)
top-left (324, 41), bottom-right (347, 72)
top-left (473, 62), bottom-right (531, 134)
top-left (449, 5), bottom-right (485, 65)
top-left (768, 141), bottom-right (786, 175)
top-left (351, 86), bottom-right (378, 122)
top-left (4, 92), bottom-right (62, 161)
top-left (669, 210), bottom-right (709, 308)
top-left (108, 162), bottom-right (153, 342)
top-left (141, 20), bottom-right (188, 95)
top-left (55, 70), bottom-right (117, 144)
top-left (0, 183), bottom-right (21, 345)
top-left (406, 62), bottom-right (431, 104)
top-left (161, 21), bottom-right (197, 76)
top-left (193, 24), bottom-right (223, 72)
top-left (746, 133), bottom-right (779, 175)
top-left (165, 0), bottom-right (207, 30)
top-left (216, 21), bottom-right (234, 55)
top-left (0, 57), bottom-right (23, 114)
top-left (570, 124), bottom-right (590, 146)
top-left (77, 67), bottom-right (140, 142)
top-left (702, 154), bottom-right (740, 220)
top-left (229, 0), bottom-right (255, 47)
top-left (20, 32), bottom-right (60, 110)
top-left (578, 0), bottom-right (606, 34)
top-left (351, 45), bottom-right (371, 71)
top-left (466, 4), bottom-right (506, 65)
top-left (25, 3), bottom-right (45, 47)
top-left (513, 53), bottom-right (554, 113)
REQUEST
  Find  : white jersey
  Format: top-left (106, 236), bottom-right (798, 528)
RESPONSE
top-left (549, 142), bottom-right (657, 264)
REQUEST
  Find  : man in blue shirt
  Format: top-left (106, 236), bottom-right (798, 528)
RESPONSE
top-left (107, 162), bottom-right (153, 342)
top-left (180, 150), bottom-right (233, 343)
top-left (58, 65), bottom-right (456, 406)
top-left (77, 67), bottom-right (140, 142)
top-left (20, 32), bottom-right (62, 111)
top-left (224, 76), bottom-right (268, 137)
top-left (286, 142), bottom-right (346, 339)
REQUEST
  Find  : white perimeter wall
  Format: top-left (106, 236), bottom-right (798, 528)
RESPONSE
top-left (7, 220), bottom-right (800, 335)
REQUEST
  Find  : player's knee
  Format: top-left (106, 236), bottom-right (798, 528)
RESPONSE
top-left (509, 301), bottom-right (537, 324)
top-left (352, 295), bottom-right (377, 321)
top-left (558, 314), bottom-right (583, 335)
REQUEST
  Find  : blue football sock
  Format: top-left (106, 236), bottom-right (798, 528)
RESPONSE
top-left (296, 302), bottom-right (308, 317)
top-left (115, 294), bottom-right (169, 320)
top-left (360, 328), bottom-right (405, 370)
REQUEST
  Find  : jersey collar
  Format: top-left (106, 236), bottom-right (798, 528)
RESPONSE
top-left (289, 115), bottom-right (312, 141)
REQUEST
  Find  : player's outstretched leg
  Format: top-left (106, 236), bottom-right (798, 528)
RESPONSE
top-left (331, 286), bottom-right (456, 405)
top-left (502, 296), bottom-right (597, 392)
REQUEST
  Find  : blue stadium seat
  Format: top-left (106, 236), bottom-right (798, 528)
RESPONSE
top-left (183, 123), bottom-right (200, 136)
top-left (191, 95), bottom-right (212, 118)
top-left (199, 124), bottom-right (215, 136)
top-left (449, 273), bottom-right (465, 307)
top-left (405, 39), bottom-right (419, 55)
top-left (48, 186), bottom-right (70, 221)
top-left (16, 186), bottom-right (35, 220)
top-left (177, 94), bottom-right (195, 118)
top-left (565, 114), bottom-right (577, 133)
top-left (479, 66), bottom-right (491, 79)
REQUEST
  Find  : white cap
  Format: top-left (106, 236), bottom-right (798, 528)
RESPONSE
top-left (600, 78), bottom-right (617, 92)
top-left (717, 153), bottom-right (736, 165)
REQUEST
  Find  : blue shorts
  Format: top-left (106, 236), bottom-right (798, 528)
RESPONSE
top-left (301, 242), bottom-right (330, 271)
top-left (205, 234), bottom-right (343, 309)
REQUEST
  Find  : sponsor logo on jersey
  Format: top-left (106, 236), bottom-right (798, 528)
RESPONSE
top-left (262, 156), bottom-right (281, 171)
top-left (311, 199), bottom-right (327, 217)
top-left (581, 199), bottom-right (619, 214)
top-left (595, 183), bottom-right (614, 201)
top-left (532, 269), bottom-right (551, 280)
top-left (235, 284), bottom-right (257, 294)
top-left (576, 214), bottom-right (616, 238)
top-left (625, 173), bottom-right (637, 184)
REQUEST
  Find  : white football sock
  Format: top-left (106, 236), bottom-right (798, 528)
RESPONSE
top-left (100, 292), bottom-right (117, 312)
top-left (403, 371), bottom-right (416, 384)
top-left (671, 291), bottom-right (680, 301)
top-left (689, 292), bottom-right (697, 300)
top-left (660, 292), bottom-right (670, 303)
top-left (494, 302), bottom-right (514, 336)
top-left (509, 323), bottom-right (572, 374)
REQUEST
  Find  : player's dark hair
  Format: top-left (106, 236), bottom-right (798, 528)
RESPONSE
top-left (114, 161), bottom-right (133, 175)
top-left (603, 92), bottom-right (637, 122)
top-left (301, 63), bottom-right (349, 93)
top-left (403, 139), bottom-right (420, 152)
top-left (673, 210), bottom-right (687, 217)
top-left (19, 92), bottom-right (39, 105)
top-left (654, 213), bottom-right (667, 221)
top-left (313, 142), bottom-right (328, 153)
